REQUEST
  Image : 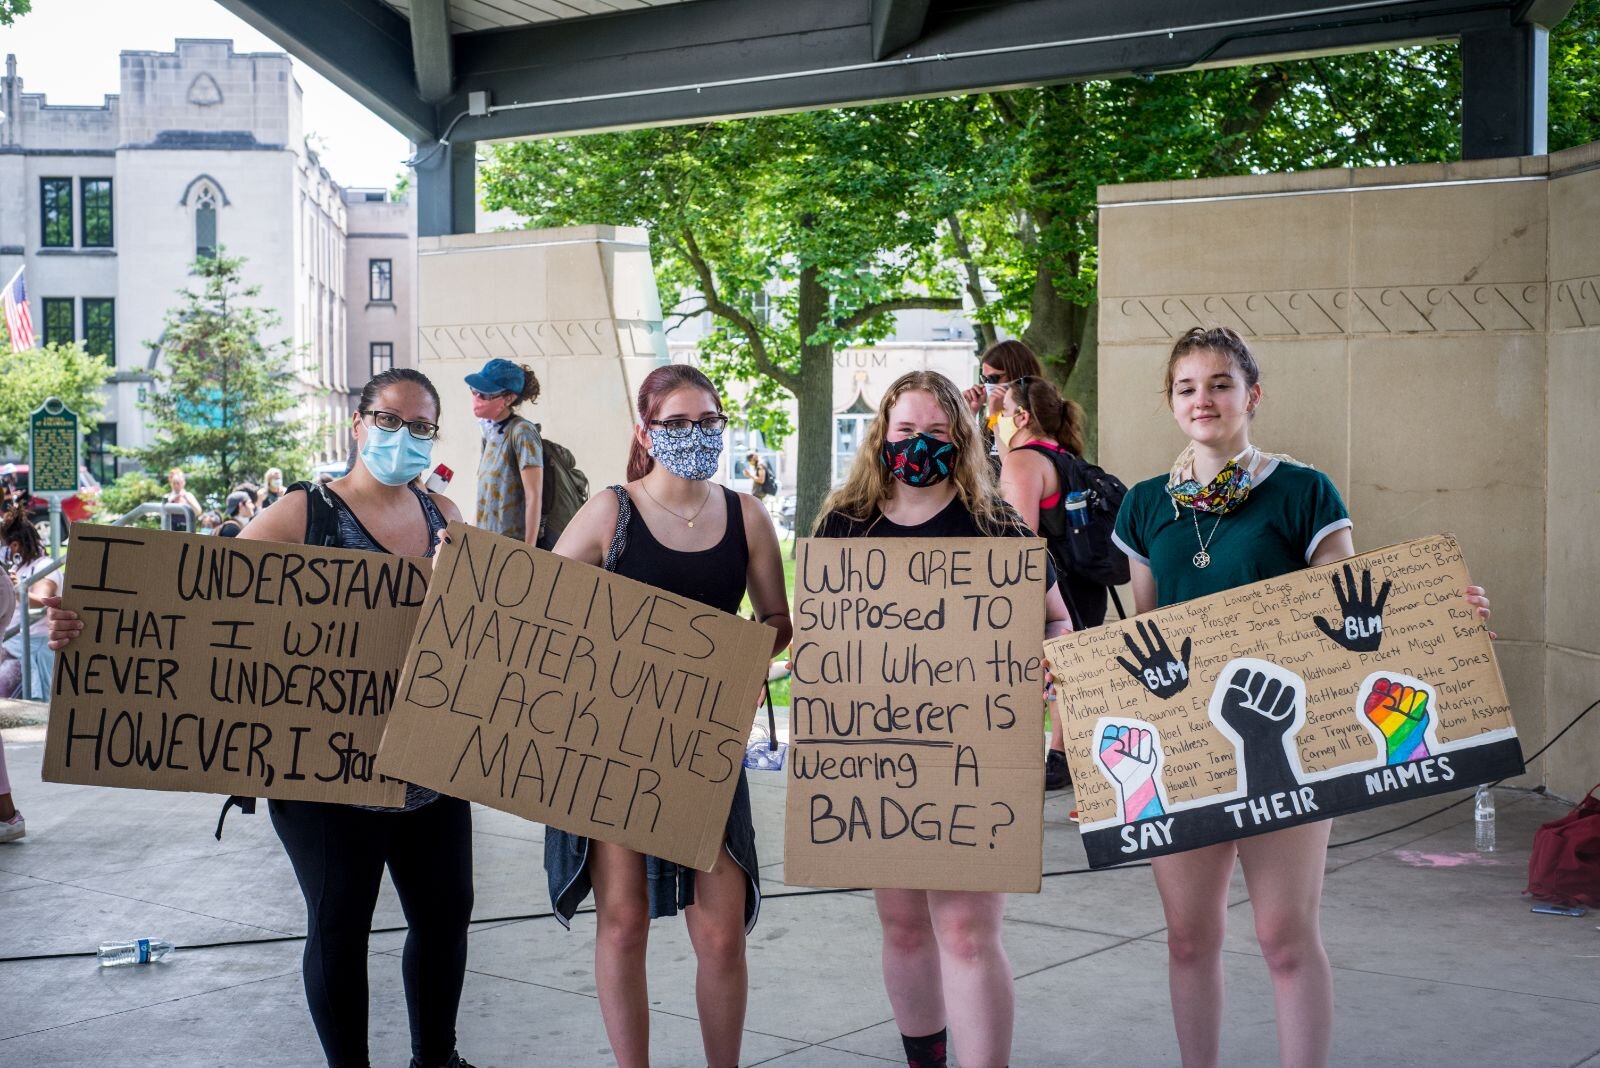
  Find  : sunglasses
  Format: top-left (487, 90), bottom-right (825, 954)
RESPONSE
top-left (470, 389), bottom-right (510, 401)
top-left (980, 373), bottom-right (1006, 385)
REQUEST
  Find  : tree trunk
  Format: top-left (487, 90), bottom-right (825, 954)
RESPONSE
top-left (793, 264), bottom-right (835, 538)
top-left (1061, 300), bottom-right (1099, 462)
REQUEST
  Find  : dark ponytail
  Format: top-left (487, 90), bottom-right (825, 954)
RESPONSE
top-left (1008, 376), bottom-right (1086, 457)
top-left (512, 364), bottom-right (541, 407)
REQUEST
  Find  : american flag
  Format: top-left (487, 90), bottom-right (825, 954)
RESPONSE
top-left (2, 267), bottom-right (34, 352)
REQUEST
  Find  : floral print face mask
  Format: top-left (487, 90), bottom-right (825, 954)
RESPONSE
top-left (882, 433), bottom-right (957, 487)
top-left (648, 424), bottom-right (725, 481)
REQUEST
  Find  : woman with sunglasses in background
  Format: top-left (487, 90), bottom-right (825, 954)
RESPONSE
top-left (47, 369), bottom-right (477, 1068)
top-left (540, 364), bottom-right (791, 1068)
top-left (466, 357), bottom-right (546, 547)
top-left (960, 340), bottom-right (1047, 461)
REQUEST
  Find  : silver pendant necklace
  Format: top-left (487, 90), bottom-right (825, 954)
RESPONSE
top-left (1190, 508), bottom-right (1223, 568)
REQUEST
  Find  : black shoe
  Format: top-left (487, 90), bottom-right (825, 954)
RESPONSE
top-left (410, 1055), bottom-right (474, 1068)
top-left (1045, 748), bottom-right (1070, 791)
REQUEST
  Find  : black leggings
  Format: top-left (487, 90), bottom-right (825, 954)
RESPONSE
top-left (269, 796), bottom-right (474, 1068)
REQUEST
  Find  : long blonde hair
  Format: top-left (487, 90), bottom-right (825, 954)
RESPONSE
top-left (815, 370), bottom-right (1021, 535)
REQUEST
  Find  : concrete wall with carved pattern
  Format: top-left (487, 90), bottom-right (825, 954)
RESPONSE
top-left (1097, 144), bottom-right (1600, 801)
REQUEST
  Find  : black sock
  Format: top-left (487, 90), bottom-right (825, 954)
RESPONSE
top-left (901, 1028), bottom-right (948, 1068)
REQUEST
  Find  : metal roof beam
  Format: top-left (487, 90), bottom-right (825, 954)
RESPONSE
top-left (871, 0), bottom-right (933, 60)
top-left (410, 0), bottom-right (456, 104)
top-left (214, 0), bottom-right (436, 142)
top-left (440, 0), bottom-right (1520, 143)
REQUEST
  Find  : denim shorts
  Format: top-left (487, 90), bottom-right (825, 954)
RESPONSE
top-left (544, 768), bottom-right (761, 933)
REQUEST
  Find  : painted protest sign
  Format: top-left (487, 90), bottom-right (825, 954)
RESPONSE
top-left (375, 523), bottom-right (773, 872)
top-left (783, 537), bottom-right (1048, 893)
top-left (42, 526), bottom-right (429, 805)
top-left (1043, 534), bottom-right (1522, 868)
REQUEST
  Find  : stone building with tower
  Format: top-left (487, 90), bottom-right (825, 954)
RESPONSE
top-left (0, 39), bottom-right (416, 479)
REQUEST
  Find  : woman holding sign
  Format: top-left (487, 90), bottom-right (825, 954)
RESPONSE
top-left (47, 369), bottom-right (477, 1068)
top-left (814, 370), bottom-right (1072, 1068)
top-left (540, 364), bottom-right (791, 1068)
top-left (1109, 326), bottom-right (1492, 1068)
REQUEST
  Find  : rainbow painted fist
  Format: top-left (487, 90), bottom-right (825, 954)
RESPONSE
top-left (1097, 723), bottom-right (1166, 823)
top-left (1362, 678), bottom-right (1432, 765)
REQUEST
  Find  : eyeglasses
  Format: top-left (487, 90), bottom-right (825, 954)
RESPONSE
top-left (648, 415), bottom-right (729, 435)
top-left (362, 410), bottom-right (440, 440)
top-left (470, 389), bottom-right (509, 401)
top-left (980, 372), bottom-right (1006, 385)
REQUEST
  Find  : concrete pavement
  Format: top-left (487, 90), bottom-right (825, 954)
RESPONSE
top-left (1, 709), bottom-right (1598, 1067)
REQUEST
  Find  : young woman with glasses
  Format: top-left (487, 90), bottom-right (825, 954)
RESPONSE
top-left (539, 364), bottom-right (792, 1068)
top-left (46, 369), bottom-right (478, 1068)
top-left (960, 340), bottom-right (1047, 459)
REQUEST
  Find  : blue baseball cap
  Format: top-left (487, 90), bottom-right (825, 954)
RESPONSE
top-left (464, 358), bottom-right (526, 396)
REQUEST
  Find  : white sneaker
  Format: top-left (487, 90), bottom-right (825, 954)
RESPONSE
top-left (0, 812), bottom-right (24, 843)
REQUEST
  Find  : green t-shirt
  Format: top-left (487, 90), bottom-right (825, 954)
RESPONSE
top-left (1112, 460), bottom-right (1350, 608)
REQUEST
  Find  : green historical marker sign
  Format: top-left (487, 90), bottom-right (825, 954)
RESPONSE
top-left (29, 397), bottom-right (80, 498)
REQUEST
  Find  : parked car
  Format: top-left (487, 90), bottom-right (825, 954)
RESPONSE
top-left (0, 462), bottom-right (101, 525)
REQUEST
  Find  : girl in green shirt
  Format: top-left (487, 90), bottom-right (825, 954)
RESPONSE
top-left (1110, 327), bottom-right (1493, 1068)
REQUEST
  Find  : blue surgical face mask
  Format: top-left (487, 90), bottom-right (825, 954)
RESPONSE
top-left (647, 424), bottom-right (724, 481)
top-left (361, 423), bottom-right (434, 486)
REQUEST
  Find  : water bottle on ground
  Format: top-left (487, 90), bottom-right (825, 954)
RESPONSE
top-left (97, 938), bottom-right (176, 967)
top-left (1474, 785), bottom-right (1496, 852)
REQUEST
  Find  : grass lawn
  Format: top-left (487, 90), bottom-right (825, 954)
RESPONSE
top-left (741, 536), bottom-right (797, 707)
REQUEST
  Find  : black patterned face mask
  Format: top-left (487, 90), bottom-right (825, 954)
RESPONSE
top-left (647, 424), bottom-right (724, 481)
top-left (881, 433), bottom-right (957, 487)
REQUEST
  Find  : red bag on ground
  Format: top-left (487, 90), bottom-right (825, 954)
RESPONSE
top-left (1526, 784), bottom-right (1600, 907)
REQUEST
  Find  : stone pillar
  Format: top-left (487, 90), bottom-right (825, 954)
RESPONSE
top-left (415, 225), bottom-right (669, 522)
top-left (1096, 158), bottom-right (1557, 788)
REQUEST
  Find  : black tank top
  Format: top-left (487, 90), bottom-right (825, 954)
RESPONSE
top-left (611, 485), bottom-right (748, 614)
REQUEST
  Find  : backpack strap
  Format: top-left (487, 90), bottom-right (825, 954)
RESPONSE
top-left (287, 479), bottom-right (340, 548)
top-left (603, 485), bottom-right (631, 572)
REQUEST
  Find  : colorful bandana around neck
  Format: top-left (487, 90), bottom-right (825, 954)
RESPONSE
top-left (1166, 444), bottom-right (1257, 516)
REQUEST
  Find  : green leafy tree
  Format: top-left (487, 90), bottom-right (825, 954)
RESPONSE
top-left (134, 252), bottom-right (312, 503)
top-left (0, 1), bottom-right (32, 26)
top-left (483, 106), bottom-right (985, 534)
top-left (0, 340), bottom-right (109, 458)
top-left (91, 470), bottom-right (168, 526)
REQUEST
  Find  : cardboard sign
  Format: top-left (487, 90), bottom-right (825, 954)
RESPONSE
top-left (783, 537), bottom-right (1049, 893)
top-left (42, 526), bottom-right (430, 806)
top-left (1043, 534), bottom-right (1522, 868)
top-left (374, 523), bottom-right (773, 872)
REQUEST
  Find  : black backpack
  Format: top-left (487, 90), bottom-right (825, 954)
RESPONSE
top-left (1015, 444), bottom-right (1131, 591)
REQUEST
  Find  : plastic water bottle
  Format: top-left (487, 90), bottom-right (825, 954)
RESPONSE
top-left (97, 938), bottom-right (176, 967)
top-left (1474, 785), bottom-right (1496, 852)
top-left (1065, 491), bottom-right (1091, 528)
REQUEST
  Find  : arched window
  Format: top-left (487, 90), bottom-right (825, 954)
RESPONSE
top-left (195, 186), bottom-right (217, 259)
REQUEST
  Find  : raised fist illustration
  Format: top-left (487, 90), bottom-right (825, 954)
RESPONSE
top-left (1362, 677), bottom-right (1432, 764)
top-left (1096, 723), bottom-right (1166, 823)
top-left (1216, 664), bottom-right (1303, 796)
top-left (1115, 621), bottom-right (1193, 700)
top-left (1313, 564), bottom-right (1392, 653)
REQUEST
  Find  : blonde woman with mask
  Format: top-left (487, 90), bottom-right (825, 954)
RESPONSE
top-left (813, 370), bottom-right (1071, 1068)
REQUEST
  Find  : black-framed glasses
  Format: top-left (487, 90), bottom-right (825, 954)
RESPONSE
top-left (980, 372), bottom-right (1006, 385)
top-left (470, 388), bottom-right (509, 401)
top-left (648, 415), bottom-right (729, 435)
top-left (362, 409), bottom-right (440, 440)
